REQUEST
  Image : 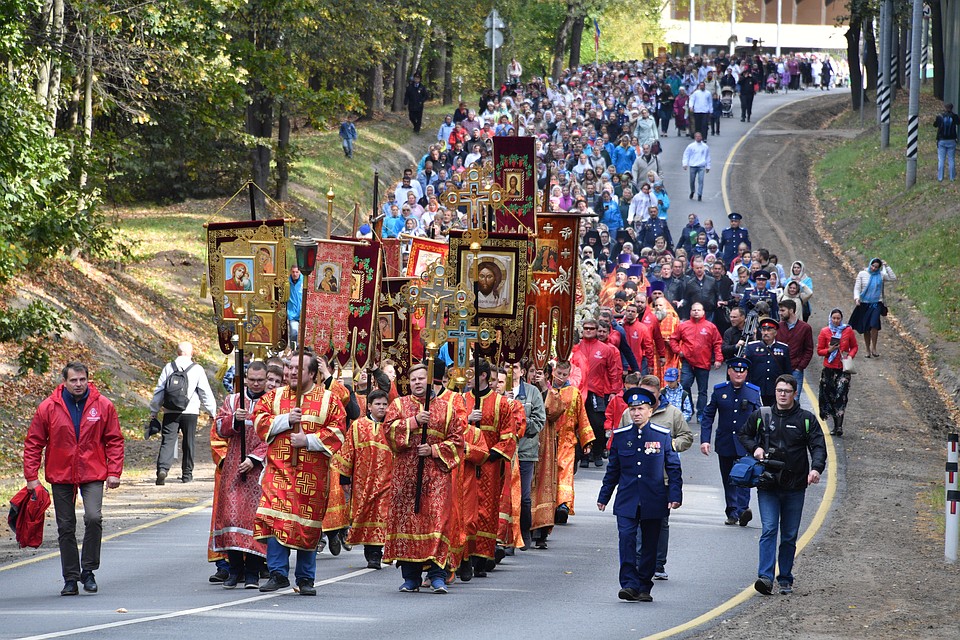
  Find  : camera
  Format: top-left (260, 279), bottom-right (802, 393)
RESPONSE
top-left (759, 448), bottom-right (785, 485)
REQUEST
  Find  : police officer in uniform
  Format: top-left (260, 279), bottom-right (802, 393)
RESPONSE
top-left (744, 317), bottom-right (791, 407)
top-left (598, 388), bottom-right (682, 603)
top-left (700, 357), bottom-right (762, 526)
top-left (720, 212), bottom-right (751, 265)
top-left (740, 270), bottom-right (780, 321)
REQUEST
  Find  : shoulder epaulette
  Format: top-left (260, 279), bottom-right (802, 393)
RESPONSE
top-left (613, 424), bottom-right (633, 434)
top-left (648, 422), bottom-right (670, 435)
top-left (713, 381), bottom-right (729, 389)
top-left (745, 383), bottom-right (761, 392)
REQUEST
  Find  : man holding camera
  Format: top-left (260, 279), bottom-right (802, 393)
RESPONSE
top-left (739, 374), bottom-right (826, 596)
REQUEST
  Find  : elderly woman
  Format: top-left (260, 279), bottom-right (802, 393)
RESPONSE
top-left (850, 257), bottom-right (896, 358)
top-left (673, 87), bottom-right (689, 137)
top-left (633, 107), bottom-right (660, 149)
top-left (817, 308), bottom-right (859, 436)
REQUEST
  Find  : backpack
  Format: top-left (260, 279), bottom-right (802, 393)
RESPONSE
top-left (161, 361), bottom-right (197, 412)
top-left (939, 114), bottom-right (958, 141)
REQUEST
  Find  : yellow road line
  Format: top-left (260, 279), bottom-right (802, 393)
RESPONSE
top-left (642, 96), bottom-right (840, 640)
top-left (0, 499), bottom-right (212, 573)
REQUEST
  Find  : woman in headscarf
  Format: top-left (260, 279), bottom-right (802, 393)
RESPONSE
top-left (673, 87), bottom-right (689, 137)
top-left (850, 257), bottom-right (896, 358)
top-left (817, 308), bottom-right (859, 436)
top-left (788, 260), bottom-right (815, 321)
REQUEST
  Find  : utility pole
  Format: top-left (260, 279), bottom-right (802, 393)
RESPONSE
top-left (906, 0), bottom-right (923, 188)
top-left (776, 0), bottom-right (782, 57)
top-left (689, 0), bottom-right (696, 55)
top-left (880, 0), bottom-right (892, 148)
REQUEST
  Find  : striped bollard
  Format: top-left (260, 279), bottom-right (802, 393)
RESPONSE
top-left (947, 490), bottom-right (960, 563)
top-left (948, 433), bottom-right (958, 464)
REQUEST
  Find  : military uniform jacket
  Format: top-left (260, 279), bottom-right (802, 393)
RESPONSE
top-left (745, 340), bottom-right (792, 398)
top-left (720, 226), bottom-right (751, 263)
top-left (598, 421), bottom-right (682, 520)
top-left (700, 382), bottom-right (761, 457)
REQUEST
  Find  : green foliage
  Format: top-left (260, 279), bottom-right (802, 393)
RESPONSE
top-left (0, 301), bottom-right (71, 375)
top-left (586, 0), bottom-right (665, 62)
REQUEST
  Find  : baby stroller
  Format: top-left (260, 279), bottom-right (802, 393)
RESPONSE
top-left (720, 86), bottom-right (735, 118)
top-left (765, 73), bottom-right (778, 94)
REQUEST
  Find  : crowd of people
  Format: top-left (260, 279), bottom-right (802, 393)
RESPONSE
top-left (23, 53), bottom-right (903, 607)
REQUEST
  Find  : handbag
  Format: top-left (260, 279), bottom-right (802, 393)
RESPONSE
top-left (841, 355), bottom-right (857, 374)
top-left (879, 281), bottom-right (889, 316)
top-left (729, 408), bottom-right (772, 488)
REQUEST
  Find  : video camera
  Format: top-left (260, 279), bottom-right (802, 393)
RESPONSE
top-left (759, 448), bottom-right (786, 485)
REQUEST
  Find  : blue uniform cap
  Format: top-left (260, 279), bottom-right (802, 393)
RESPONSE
top-left (754, 270), bottom-right (770, 280)
top-left (728, 212), bottom-right (743, 221)
top-left (725, 357), bottom-right (751, 371)
top-left (624, 387), bottom-right (657, 407)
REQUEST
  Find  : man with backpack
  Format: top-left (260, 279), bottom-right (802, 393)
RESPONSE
top-left (739, 374), bottom-right (826, 596)
top-left (934, 102), bottom-right (958, 182)
top-left (149, 342), bottom-right (217, 485)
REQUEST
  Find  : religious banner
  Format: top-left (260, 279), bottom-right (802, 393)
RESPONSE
top-left (447, 231), bottom-right (531, 363)
top-left (382, 238), bottom-right (403, 278)
top-left (527, 213), bottom-right (582, 369)
top-left (331, 235), bottom-right (381, 371)
top-left (206, 219), bottom-right (289, 355)
top-left (492, 136), bottom-right (537, 236)
top-left (405, 236), bottom-right (450, 279)
top-left (378, 278), bottom-right (414, 395)
top-left (302, 240), bottom-right (354, 357)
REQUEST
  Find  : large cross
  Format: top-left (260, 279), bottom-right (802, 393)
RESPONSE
top-left (403, 262), bottom-right (474, 356)
top-left (442, 166), bottom-right (505, 231)
top-left (446, 316), bottom-right (479, 371)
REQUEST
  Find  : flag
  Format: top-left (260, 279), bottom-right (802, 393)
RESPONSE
top-left (303, 240), bottom-right (354, 358)
top-left (331, 235), bottom-right (382, 371)
top-left (492, 136), bottom-right (537, 235)
top-left (593, 19), bottom-right (600, 54)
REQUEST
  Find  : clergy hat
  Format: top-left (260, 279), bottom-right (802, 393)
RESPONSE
top-left (617, 253), bottom-right (632, 265)
top-left (758, 317), bottom-right (779, 330)
top-left (725, 357), bottom-right (751, 371)
top-left (728, 212), bottom-right (743, 221)
top-left (626, 264), bottom-right (643, 278)
top-left (624, 387), bottom-right (657, 407)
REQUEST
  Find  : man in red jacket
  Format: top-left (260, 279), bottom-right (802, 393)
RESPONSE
top-left (23, 362), bottom-right (124, 596)
top-left (669, 302), bottom-right (723, 422)
top-left (574, 318), bottom-right (623, 467)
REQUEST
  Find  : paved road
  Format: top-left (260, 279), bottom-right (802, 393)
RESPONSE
top-left (1, 89), bottom-right (835, 640)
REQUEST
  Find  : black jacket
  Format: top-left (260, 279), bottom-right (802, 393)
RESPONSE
top-left (405, 82), bottom-right (429, 110)
top-left (739, 403), bottom-right (826, 491)
top-left (680, 273), bottom-right (718, 318)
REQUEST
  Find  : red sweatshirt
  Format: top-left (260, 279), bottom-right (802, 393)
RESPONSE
top-left (669, 317), bottom-right (722, 370)
top-left (574, 337), bottom-right (624, 397)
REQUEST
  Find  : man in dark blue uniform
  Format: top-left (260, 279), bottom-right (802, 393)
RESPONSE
top-left (700, 357), bottom-right (762, 526)
top-left (598, 388), bottom-right (682, 603)
top-left (740, 270), bottom-right (779, 321)
top-left (719, 212), bottom-right (751, 265)
top-left (744, 317), bottom-right (791, 407)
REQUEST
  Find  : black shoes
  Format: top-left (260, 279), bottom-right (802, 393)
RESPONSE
top-left (579, 459), bottom-right (590, 468)
top-left (494, 545), bottom-right (506, 564)
top-left (456, 561), bottom-right (474, 582)
top-left (259, 572), bottom-right (290, 592)
top-left (754, 577), bottom-right (774, 595)
top-left (637, 591), bottom-right (653, 602)
top-left (724, 516), bottom-right (738, 525)
top-left (689, 192), bottom-right (694, 199)
top-left (156, 469), bottom-right (167, 485)
top-left (698, 195), bottom-right (702, 201)
top-left (61, 580), bottom-right (79, 596)
top-left (80, 570), bottom-right (97, 593)
top-left (296, 578), bottom-right (316, 596)
top-left (618, 588), bottom-right (639, 601)
top-left (738, 508), bottom-right (753, 527)
top-left (555, 503), bottom-right (570, 525)
top-left (209, 568), bottom-right (229, 583)
top-left (223, 573), bottom-right (240, 589)
top-left (327, 531), bottom-right (342, 556)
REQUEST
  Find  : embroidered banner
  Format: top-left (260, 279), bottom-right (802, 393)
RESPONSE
top-left (331, 236), bottom-right (381, 371)
top-left (378, 278), bottom-right (414, 395)
top-left (303, 240), bottom-right (354, 357)
top-left (493, 136), bottom-right (537, 236)
top-left (527, 213), bottom-right (583, 368)
top-left (405, 236), bottom-right (450, 279)
top-left (382, 238), bottom-right (403, 278)
top-left (206, 219), bottom-right (289, 355)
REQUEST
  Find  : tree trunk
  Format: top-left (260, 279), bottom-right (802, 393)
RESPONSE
top-left (392, 45), bottom-right (409, 113)
top-left (569, 16), bottom-right (585, 69)
top-left (275, 101), bottom-right (290, 203)
top-left (932, 0), bottom-right (944, 99)
top-left (79, 22), bottom-right (94, 189)
top-left (551, 3), bottom-right (579, 82)
top-left (35, 0), bottom-right (53, 108)
top-left (364, 62), bottom-right (385, 114)
top-left (411, 29), bottom-right (427, 80)
top-left (846, 22), bottom-right (863, 112)
top-left (864, 16), bottom-right (878, 92)
top-left (45, 0), bottom-right (65, 134)
top-left (897, 13), bottom-right (907, 88)
top-left (246, 79), bottom-right (273, 213)
top-left (443, 43), bottom-right (454, 105)
top-left (431, 33), bottom-right (447, 102)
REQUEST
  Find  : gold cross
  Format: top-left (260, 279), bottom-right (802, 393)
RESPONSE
top-left (441, 166), bottom-right (505, 231)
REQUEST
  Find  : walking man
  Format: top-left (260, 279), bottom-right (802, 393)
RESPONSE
top-left (689, 81), bottom-right (713, 139)
top-left (745, 317), bottom-right (792, 407)
top-left (776, 300), bottom-right (814, 398)
top-left (934, 102), bottom-right (958, 182)
top-left (149, 342), bottom-right (217, 485)
top-left (404, 73), bottom-right (429, 134)
top-left (23, 362), bottom-right (124, 596)
top-left (669, 302), bottom-right (723, 422)
top-left (682, 132), bottom-right (711, 201)
top-left (740, 374), bottom-right (826, 596)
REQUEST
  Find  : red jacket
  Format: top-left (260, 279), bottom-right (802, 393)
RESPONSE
top-left (669, 317), bottom-right (723, 370)
top-left (777, 319), bottom-right (815, 371)
top-left (574, 337), bottom-right (624, 397)
top-left (621, 319), bottom-right (656, 368)
top-left (24, 383), bottom-right (125, 485)
top-left (817, 325), bottom-right (859, 369)
top-left (8, 484), bottom-right (51, 548)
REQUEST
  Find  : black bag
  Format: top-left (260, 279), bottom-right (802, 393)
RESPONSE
top-left (589, 392), bottom-right (607, 413)
top-left (879, 302), bottom-right (888, 317)
top-left (161, 361), bottom-right (196, 412)
top-left (730, 408), bottom-right (772, 488)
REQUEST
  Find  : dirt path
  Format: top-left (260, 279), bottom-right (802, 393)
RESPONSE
top-left (687, 95), bottom-right (960, 638)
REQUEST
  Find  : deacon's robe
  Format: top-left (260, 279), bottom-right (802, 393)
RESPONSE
top-left (462, 388), bottom-right (518, 559)
top-left (322, 379), bottom-right (354, 534)
top-left (330, 415), bottom-right (393, 546)
top-left (211, 392), bottom-right (268, 556)
top-left (450, 404), bottom-right (487, 569)
top-left (498, 397), bottom-right (526, 548)
top-left (207, 417), bottom-right (230, 563)
top-left (383, 392), bottom-right (464, 568)
top-left (641, 305), bottom-right (668, 382)
top-left (656, 301), bottom-right (682, 381)
top-left (253, 385), bottom-right (346, 550)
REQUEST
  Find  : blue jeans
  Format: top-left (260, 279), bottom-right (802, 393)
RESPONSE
top-left (688, 166), bottom-right (706, 197)
top-left (792, 369), bottom-right (805, 401)
top-left (399, 561), bottom-right (446, 584)
top-left (288, 319), bottom-right (299, 350)
top-left (341, 137), bottom-right (354, 157)
top-left (266, 536), bottom-right (316, 582)
top-left (519, 460), bottom-right (534, 542)
top-left (757, 487), bottom-right (806, 585)
top-left (680, 361), bottom-right (710, 421)
top-left (938, 140), bottom-right (957, 181)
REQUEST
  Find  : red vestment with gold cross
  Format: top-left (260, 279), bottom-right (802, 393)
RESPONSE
top-left (321, 379), bottom-right (353, 533)
top-left (462, 387), bottom-right (518, 559)
top-left (383, 392), bottom-right (463, 567)
top-left (252, 384), bottom-right (346, 550)
top-left (330, 415), bottom-right (393, 546)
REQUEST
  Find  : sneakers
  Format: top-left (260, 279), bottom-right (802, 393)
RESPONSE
top-left (80, 570), bottom-right (97, 593)
top-left (296, 578), bottom-right (316, 596)
top-left (430, 578), bottom-right (448, 594)
top-left (60, 580), bottom-right (79, 596)
top-left (339, 529), bottom-right (353, 552)
top-left (618, 588), bottom-right (640, 601)
top-left (738, 508), bottom-right (753, 527)
top-left (209, 568), bottom-right (229, 583)
top-left (223, 573), bottom-right (240, 589)
top-left (399, 579), bottom-right (420, 593)
top-left (754, 577), bottom-right (774, 595)
top-left (654, 571), bottom-right (669, 581)
top-left (637, 591), bottom-right (653, 602)
top-left (779, 582), bottom-right (793, 595)
top-left (317, 537), bottom-right (326, 553)
top-left (535, 539), bottom-right (548, 550)
top-left (259, 572), bottom-right (290, 592)
top-left (156, 469), bottom-right (167, 486)
top-left (243, 576), bottom-right (260, 589)
top-left (724, 516), bottom-right (738, 525)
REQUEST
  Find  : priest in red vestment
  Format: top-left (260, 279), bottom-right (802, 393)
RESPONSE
top-left (253, 352), bottom-right (346, 596)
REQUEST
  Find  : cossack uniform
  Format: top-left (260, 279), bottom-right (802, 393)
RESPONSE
top-left (744, 327), bottom-right (791, 406)
top-left (719, 212), bottom-right (751, 264)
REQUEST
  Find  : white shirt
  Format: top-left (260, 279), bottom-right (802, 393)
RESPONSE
top-left (149, 355), bottom-right (217, 416)
top-left (690, 89), bottom-right (713, 114)
top-left (682, 141), bottom-right (711, 169)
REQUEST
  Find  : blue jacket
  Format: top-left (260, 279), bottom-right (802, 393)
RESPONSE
top-left (599, 420), bottom-right (682, 519)
top-left (611, 145), bottom-right (637, 174)
top-left (287, 274), bottom-right (303, 321)
top-left (383, 215), bottom-right (405, 238)
top-left (700, 381), bottom-right (761, 457)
